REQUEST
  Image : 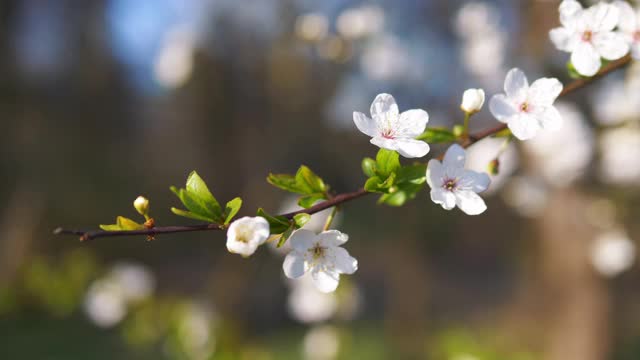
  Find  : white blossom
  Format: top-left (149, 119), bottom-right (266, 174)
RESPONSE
top-left (283, 229), bottom-right (358, 293)
top-left (303, 325), bottom-right (340, 360)
top-left (599, 126), bottom-right (640, 185)
top-left (614, 1), bottom-right (640, 60)
top-left (427, 144), bottom-right (491, 215)
top-left (133, 196), bottom-right (149, 216)
top-left (591, 229), bottom-right (636, 277)
top-left (489, 68), bottom-right (563, 140)
top-left (226, 216), bottom-right (270, 257)
top-left (353, 93), bottom-right (430, 158)
top-left (287, 274), bottom-right (338, 324)
top-left (460, 88), bottom-right (485, 114)
top-left (466, 137), bottom-right (519, 194)
top-left (550, 1), bottom-right (629, 76)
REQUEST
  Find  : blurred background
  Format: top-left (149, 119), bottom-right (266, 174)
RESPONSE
top-left (1, 0), bottom-right (640, 359)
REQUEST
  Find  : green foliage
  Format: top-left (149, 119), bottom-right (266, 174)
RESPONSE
top-left (256, 209), bottom-right (310, 248)
top-left (267, 165), bottom-right (329, 208)
top-left (293, 213), bottom-right (311, 228)
top-left (171, 171), bottom-right (242, 224)
top-left (417, 127), bottom-right (458, 143)
top-left (362, 149), bottom-right (427, 207)
top-left (100, 216), bottom-right (145, 231)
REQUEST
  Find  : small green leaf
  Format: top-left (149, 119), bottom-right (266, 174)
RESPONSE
top-left (185, 171), bottom-right (223, 219)
top-left (293, 213), bottom-right (311, 228)
top-left (364, 173), bottom-right (396, 193)
top-left (416, 127), bottom-right (457, 143)
top-left (277, 226), bottom-right (295, 248)
top-left (99, 224), bottom-right (121, 231)
top-left (298, 194), bottom-right (325, 209)
top-left (295, 165), bottom-right (327, 194)
top-left (171, 207), bottom-right (215, 222)
top-left (361, 157), bottom-right (377, 177)
top-left (100, 216), bottom-right (145, 231)
top-left (375, 149), bottom-right (400, 178)
top-left (492, 127), bottom-right (512, 138)
top-left (257, 208), bottom-right (291, 234)
top-left (223, 197), bottom-right (242, 225)
top-left (396, 164), bottom-right (427, 185)
top-left (378, 191), bottom-right (408, 207)
top-left (267, 173), bottom-right (299, 193)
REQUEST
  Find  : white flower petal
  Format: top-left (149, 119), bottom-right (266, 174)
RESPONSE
top-left (443, 144), bottom-right (466, 168)
top-left (329, 247), bottom-right (358, 275)
top-left (504, 68), bottom-right (529, 99)
top-left (588, 3), bottom-right (620, 32)
top-left (311, 268), bottom-right (340, 293)
top-left (353, 112), bottom-right (377, 137)
top-left (460, 170), bottom-right (491, 193)
top-left (560, 1), bottom-right (583, 28)
top-left (426, 159), bottom-right (444, 188)
top-left (593, 32), bottom-right (630, 61)
top-left (537, 106), bottom-right (563, 131)
top-left (571, 42), bottom-right (601, 76)
top-left (393, 138), bottom-right (430, 158)
top-left (550, 27), bottom-right (577, 51)
top-left (529, 78), bottom-right (563, 107)
top-left (317, 230), bottom-right (349, 247)
top-left (430, 188), bottom-right (456, 210)
top-left (614, 0), bottom-right (638, 33)
top-left (489, 94), bottom-right (517, 123)
top-left (508, 114), bottom-right (541, 140)
top-left (370, 93), bottom-right (399, 121)
top-left (455, 190), bottom-right (487, 215)
top-left (227, 240), bottom-right (259, 257)
top-left (370, 136), bottom-right (399, 152)
top-left (632, 43), bottom-right (640, 61)
top-left (283, 252), bottom-right (307, 279)
top-left (289, 229), bottom-right (317, 252)
top-left (397, 109), bottom-right (429, 137)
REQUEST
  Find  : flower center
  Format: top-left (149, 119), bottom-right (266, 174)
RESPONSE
top-left (236, 227), bottom-right (250, 243)
top-left (311, 244), bottom-right (326, 260)
top-left (582, 30), bottom-right (593, 43)
top-left (442, 178), bottom-right (457, 191)
top-left (381, 128), bottom-right (396, 139)
top-left (519, 102), bottom-right (531, 113)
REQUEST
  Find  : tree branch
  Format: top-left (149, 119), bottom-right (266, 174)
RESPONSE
top-left (54, 55), bottom-right (633, 242)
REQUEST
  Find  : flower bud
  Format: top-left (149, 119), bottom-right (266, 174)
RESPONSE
top-left (133, 196), bottom-right (150, 216)
top-left (460, 88), bottom-right (485, 114)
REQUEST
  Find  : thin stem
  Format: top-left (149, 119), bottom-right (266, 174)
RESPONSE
top-left (54, 54), bottom-right (633, 242)
top-left (323, 206), bottom-right (339, 231)
top-left (462, 112), bottom-right (471, 139)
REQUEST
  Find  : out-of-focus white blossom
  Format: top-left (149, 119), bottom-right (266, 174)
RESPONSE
top-left (287, 274), bottom-right (338, 324)
top-left (466, 137), bottom-right (519, 194)
top-left (599, 126), bottom-right (640, 185)
top-left (336, 5), bottom-right (384, 39)
top-left (502, 176), bottom-right (549, 217)
top-left (427, 144), bottom-right (491, 215)
top-left (591, 229), bottom-right (636, 277)
top-left (175, 302), bottom-right (217, 359)
top-left (303, 325), bottom-right (340, 360)
top-left (550, 1), bottom-right (629, 76)
top-left (353, 93), bottom-right (430, 158)
top-left (154, 27), bottom-right (196, 89)
top-left (523, 102), bottom-right (594, 187)
top-left (592, 77), bottom-right (640, 125)
top-left (460, 88), bottom-right (485, 114)
top-left (295, 13), bottom-right (329, 42)
top-left (226, 216), bottom-right (270, 257)
top-left (615, 1), bottom-right (640, 59)
top-left (84, 262), bottom-right (155, 328)
top-left (360, 36), bottom-right (413, 81)
top-left (283, 229), bottom-right (358, 293)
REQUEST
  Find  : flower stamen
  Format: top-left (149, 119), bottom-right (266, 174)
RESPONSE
top-left (443, 178), bottom-right (458, 191)
top-left (582, 30), bottom-right (593, 43)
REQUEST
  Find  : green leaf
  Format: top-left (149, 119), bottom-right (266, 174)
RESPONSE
top-left (277, 226), bottom-right (295, 248)
top-left (298, 194), bottom-right (325, 209)
top-left (223, 197), bottom-right (242, 225)
top-left (293, 213), bottom-right (311, 228)
top-left (492, 127), bottom-right (512, 138)
top-left (375, 149), bottom-right (400, 178)
top-left (361, 157), bottom-right (377, 177)
top-left (364, 173), bottom-right (396, 193)
top-left (171, 187), bottom-right (213, 219)
top-left (99, 216), bottom-right (145, 231)
top-left (452, 125), bottom-right (464, 137)
top-left (378, 191), bottom-right (408, 207)
top-left (171, 207), bottom-right (215, 222)
top-left (257, 208), bottom-right (291, 234)
top-left (416, 127), bottom-right (457, 143)
top-left (396, 164), bottom-right (427, 185)
top-left (266, 173), bottom-right (299, 193)
top-left (295, 165), bottom-right (327, 194)
top-left (185, 171), bottom-right (223, 219)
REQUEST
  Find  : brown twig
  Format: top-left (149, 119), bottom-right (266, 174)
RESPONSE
top-left (54, 55), bottom-right (633, 242)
